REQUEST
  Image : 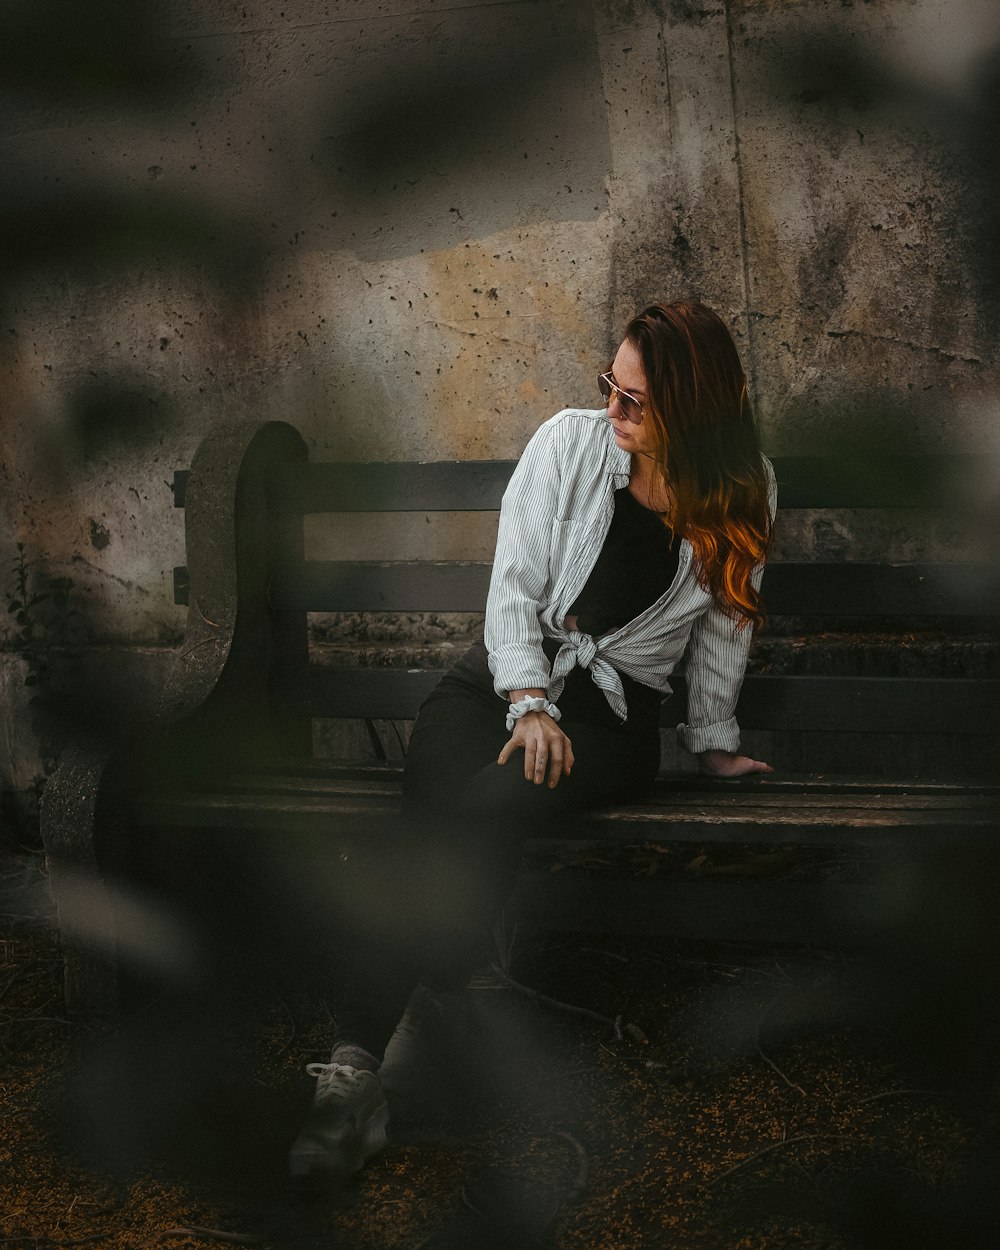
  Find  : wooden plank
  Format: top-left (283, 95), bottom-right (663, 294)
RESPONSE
top-left (275, 667), bottom-right (1000, 736)
top-left (228, 758), bottom-right (1000, 796)
top-left (770, 453), bottom-right (999, 508)
top-left (176, 557), bottom-right (1000, 614)
top-left (262, 559), bottom-right (1000, 616)
top-left (199, 770), bottom-right (1000, 812)
top-left (763, 562), bottom-right (1000, 617)
top-left (278, 667), bottom-right (445, 719)
top-left (731, 675), bottom-right (998, 735)
top-left (172, 454), bottom-right (1000, 511)
top-left (133, 789), bottom-right (999, 846)
top-left (134, 792), bottom-right (399, 835)
top-left (272, 561), bottom-right (491, 612)
top-left (285, 461), bottom-right (515, 512)
top-left (734, 675), bottom-right (999, 735)
top-left (579, 803), bottom-right (1000, 832)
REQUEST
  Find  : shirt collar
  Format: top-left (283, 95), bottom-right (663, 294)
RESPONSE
top-left (605, 419), bottom-right (632, 486)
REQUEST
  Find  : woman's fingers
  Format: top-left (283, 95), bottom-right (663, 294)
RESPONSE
top-left (496, 713), bottom-right (574, 788)
top-left (497, 738), bottom-right (516, 767)
top-left (530, 733), bottom-right (559, 785)
top-left (546, 738), bottom-right (564, 788)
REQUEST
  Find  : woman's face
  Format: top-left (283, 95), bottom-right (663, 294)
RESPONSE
top-left (607, 338), bottom-right (658, 457)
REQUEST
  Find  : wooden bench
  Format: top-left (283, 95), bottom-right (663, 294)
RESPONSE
top-left (41, 420), bottom-right (1000, 1015)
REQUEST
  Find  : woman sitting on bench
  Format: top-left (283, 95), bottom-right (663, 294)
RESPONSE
top-left (288, 298), bottom-right (777, 1187)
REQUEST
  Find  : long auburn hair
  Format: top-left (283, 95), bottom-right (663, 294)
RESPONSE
top-left (624, 300), bottom-right (772, 631)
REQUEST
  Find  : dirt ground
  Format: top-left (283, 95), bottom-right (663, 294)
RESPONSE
top-left (2, 845), bottom-right (998, 1250)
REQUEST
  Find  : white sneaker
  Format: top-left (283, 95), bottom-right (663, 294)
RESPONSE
top-left (288, 1062), bottom-right (389, 1186)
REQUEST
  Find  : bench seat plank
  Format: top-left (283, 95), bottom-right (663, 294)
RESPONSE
top-left (218, 758), bottom-right (1000, 795)
top-left (176, 770), bottom-right (1000, 810)
top-left (133, 787), bottom-right (1000, 846)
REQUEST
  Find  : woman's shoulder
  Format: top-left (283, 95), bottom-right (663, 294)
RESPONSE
top-left (520, 410), bottom-right (620, 480)
top-left (543, 406), bottom-right (610, 429)
top-left (531, 408), bottom-right (616, 453)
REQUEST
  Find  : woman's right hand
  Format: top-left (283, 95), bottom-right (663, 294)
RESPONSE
top-left (497, 711), bottom-right (575, 788)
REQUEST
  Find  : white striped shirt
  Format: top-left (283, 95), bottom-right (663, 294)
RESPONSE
top-left (484, 409), bottom-right (777, 754)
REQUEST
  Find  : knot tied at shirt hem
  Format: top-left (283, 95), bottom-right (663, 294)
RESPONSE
top-left (549, 631), bottom-right (628, 722)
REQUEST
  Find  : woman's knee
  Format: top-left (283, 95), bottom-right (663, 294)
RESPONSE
top-left (403, 714), bottom-right (507, 811)
top-left (457, 758), bottom-right (588, 824)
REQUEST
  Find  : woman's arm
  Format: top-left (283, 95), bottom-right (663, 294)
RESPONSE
top-left (679, 458), bottom-right (777, 777)
top-left (484, 421), bottom-right (562, 699)
top-left (485, 421), bottom-right (576, 787)
top-left (678, 597), bottom-right (756, 745)
top-left (681, 592), bottom-right (773, 778)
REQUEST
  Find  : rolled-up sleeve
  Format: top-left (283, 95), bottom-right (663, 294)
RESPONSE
top-left (677, 458), bottom-right (777, 755)
top-left (676, 595), bottom-right (756, 753)
top-left (484, 422), bottom-right (561, 699)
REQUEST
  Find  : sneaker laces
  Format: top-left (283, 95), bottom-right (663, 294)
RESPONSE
top-left (305, 1061), bottom-right (368, 1105)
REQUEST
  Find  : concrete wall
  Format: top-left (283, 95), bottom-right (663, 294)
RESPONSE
top-left (2, 0), bottom-right (998, 787)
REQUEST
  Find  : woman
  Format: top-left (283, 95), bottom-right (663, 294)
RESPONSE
top-left (288, 299), bottom-right (776, 1186)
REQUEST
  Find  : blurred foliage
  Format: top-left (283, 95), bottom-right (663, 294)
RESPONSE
top-left (0, 1), bottom-right (258, 298)
top-left (4, 543), bottom-right (84, 844)
top-left (0, 0), bottom-right (202, 108)
top-left (321, 36), bottom-right (592, 192)
top-left (5, 543), bottom-right (81, 777)
top-left (67, 377), bottom-right (176, 460)
top-left (0, 176), bottom-right (262, 293)
top-left (762, 16), bottom-right (1000, 331)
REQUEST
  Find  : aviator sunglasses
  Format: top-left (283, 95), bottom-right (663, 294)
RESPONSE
top-left (598, 370), bottom-right (645, 425)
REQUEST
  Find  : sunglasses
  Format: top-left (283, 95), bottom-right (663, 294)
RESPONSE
top-left (597, 370), bottom-right (645, 425)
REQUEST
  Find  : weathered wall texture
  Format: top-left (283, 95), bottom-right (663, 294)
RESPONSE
top-left (1, 0), bottom-right (998, 786)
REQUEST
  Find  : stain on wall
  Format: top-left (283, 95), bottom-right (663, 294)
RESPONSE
top-left (88, 520), bottom-right (110, 551)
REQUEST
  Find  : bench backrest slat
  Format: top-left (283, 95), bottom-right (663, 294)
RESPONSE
top-left (265, 560), bottom-right (1000, 617)
top-left (172, 452), bottom-right (1000, 512)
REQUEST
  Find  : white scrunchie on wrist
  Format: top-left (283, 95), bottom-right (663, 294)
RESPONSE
top-left (505, 696), bottom-right (562, 732)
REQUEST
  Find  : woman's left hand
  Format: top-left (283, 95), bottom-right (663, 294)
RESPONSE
top-left (698, 749), bottom-right (773, 777)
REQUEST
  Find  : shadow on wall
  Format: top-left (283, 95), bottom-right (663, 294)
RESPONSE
top-left (0, 0), bottom-right (611, 296)
top-left (756, 18), bottom-right (1000, 334)
top-left (310, 2), bottom-right (611, 258)
top-left (0, 3), bottom-right (260, 293)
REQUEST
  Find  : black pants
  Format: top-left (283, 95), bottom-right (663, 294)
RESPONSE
top-left (333, 641), bottom-right (662, 1059)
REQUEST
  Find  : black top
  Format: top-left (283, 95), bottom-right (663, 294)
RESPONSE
top-left (568, 486), bottom-right (681, 637)
top-left (544, 486), bottom-right (680, 732)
